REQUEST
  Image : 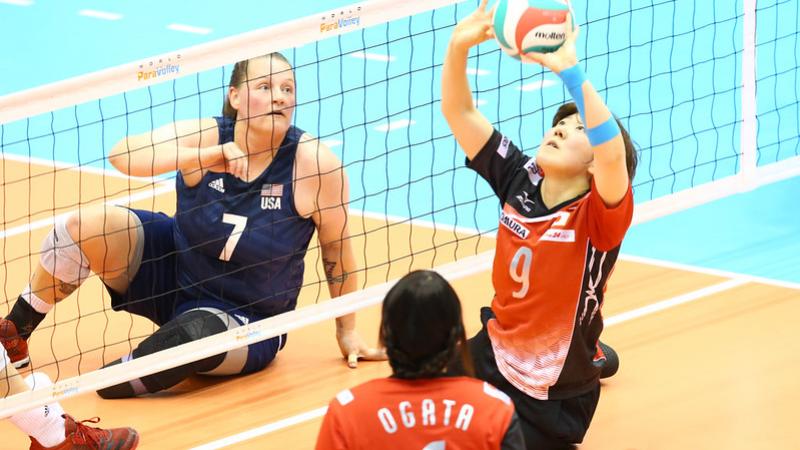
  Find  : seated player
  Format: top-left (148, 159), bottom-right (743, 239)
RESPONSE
top-left (316, 270), bottom-right (525, 450)
top-left (1, 52), bottom-right (384, 398)
top-left (441, 2), bottom-right (637, 447)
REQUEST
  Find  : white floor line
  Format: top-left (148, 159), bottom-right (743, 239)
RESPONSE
top-left (78, 9), bottom-right (122, 20)
top-left (0, 183), bottom-right (173, 239)
top-left (189, 407), bottom-right (328, 450)
top-left (190, 276), bottom-right (753, 449)
top-left (349, 51), bottom-right (395, 62)
top-left (167, 23), bottom-right (212, 35)
top-left (1, 152), bottom-right (161, 181)
top-left (374, 119), bottom-right (415, 132)
top-left (604, 278), bottom-right (748, 327)
top-left (619, 254), bottom-right (800, 291)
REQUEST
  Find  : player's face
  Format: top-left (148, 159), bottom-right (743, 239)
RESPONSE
top-left (232, 56), bottom-right (296, 135)
top-left (536, 113), bottom-right (593, 178)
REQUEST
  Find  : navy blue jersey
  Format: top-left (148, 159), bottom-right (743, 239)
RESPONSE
top-left (172, 117), bottom-right (316, 318)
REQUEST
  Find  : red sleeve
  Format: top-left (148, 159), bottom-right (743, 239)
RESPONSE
top-left (315, 401), bottom-right (348, 450)
top-left (586, 180), bottom-right (634, 251)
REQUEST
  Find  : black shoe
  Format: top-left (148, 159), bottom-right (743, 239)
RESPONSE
top-left (598, 341), bottom-right (619, 379)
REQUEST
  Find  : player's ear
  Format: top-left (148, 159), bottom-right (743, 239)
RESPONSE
top-left (229, 86), bottom-right (241, 112)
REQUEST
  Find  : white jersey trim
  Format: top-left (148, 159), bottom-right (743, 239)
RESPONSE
top-left (336, 389), bottom-right (355, 406)
top-left (482, 382), bottom-right (512, 405)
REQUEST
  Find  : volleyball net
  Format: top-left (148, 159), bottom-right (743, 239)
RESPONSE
top-left (1, 0), bottom-right (798, 416)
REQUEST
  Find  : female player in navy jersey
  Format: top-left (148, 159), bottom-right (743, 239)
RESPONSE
top-left (441, 1), bottom-right (638, 448)
top-left (1, 53), bottom-right (385, 397)
top-left (316, 270), bottom-right (525, 450)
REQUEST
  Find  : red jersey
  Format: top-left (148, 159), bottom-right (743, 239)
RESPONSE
top-left (468, 130), bottom-right (634, 400)
top-left (316, 377), bottom-right (521, 450)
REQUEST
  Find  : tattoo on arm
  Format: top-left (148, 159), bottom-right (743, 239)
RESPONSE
top-left (323, 258), bottom-right (349, 285)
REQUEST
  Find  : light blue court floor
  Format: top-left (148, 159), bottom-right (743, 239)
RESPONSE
top-left (623, 176), bottom-right (800, 285)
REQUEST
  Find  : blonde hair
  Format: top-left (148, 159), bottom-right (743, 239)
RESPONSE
top-left (222, 53), bottom-right (293, 119)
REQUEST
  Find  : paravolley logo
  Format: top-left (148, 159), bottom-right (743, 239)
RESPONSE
top-left (137, 56), bottom-right (181, 81)
top-left (320, 7), bottom-right (362, 33)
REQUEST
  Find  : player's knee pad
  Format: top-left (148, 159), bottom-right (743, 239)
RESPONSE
top-left (135, 309), bottom-right (228, 372)
top-left (97, 309), bottom-right (230, 398)
top-left (39, 216), bottom-right (90, 286)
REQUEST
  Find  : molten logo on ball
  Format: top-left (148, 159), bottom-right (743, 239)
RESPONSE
top-left (492, 0), bottom-right (571, 58)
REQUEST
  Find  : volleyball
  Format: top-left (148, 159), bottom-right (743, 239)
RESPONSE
top-left (492, 0), bottom-right (571, 58)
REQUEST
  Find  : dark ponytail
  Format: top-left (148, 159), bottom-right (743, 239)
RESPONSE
top-left (380, 270), bottom-right (473, 379)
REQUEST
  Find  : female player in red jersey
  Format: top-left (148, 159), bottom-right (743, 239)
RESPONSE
top-left (441, 1), bottom-right (638, 448)
top-left (316, 270), bottom-right (525, 450)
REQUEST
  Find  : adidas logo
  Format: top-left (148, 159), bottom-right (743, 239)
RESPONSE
top-left (208, 178), bottom-right (225, 193)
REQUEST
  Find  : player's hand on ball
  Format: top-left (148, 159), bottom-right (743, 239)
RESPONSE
top-left (520, 14), bottom-right (580, 74)
top-left (336, 328), bottom-right (387, 369)
top-left (520, 12), bottom-right (579, 73)
top-left (451, 0), bottom-right (494, 50)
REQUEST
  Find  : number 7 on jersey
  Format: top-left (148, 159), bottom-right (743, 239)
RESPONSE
top-left (219, 213), bottom-right (248, 261)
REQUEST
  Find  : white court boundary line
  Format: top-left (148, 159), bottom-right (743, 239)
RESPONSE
top-left (0, 182), bottom-right (174, 239)
top-left (190, 407), bottom-right (330, 450)
top-left (189, 276), bottom-right (753, 450)
top-left (619, 254), bottom-right (800, 292)
top-left (1, 152), bottom-right (160, 181)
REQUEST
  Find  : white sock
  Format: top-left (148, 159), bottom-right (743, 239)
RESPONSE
top-left (21, 285), bottom-right (54, 314)
top-left (9, 373), bottom-right (66, 448)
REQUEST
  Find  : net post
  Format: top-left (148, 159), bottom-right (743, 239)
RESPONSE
top-left (739, 0), bottom-right (758, 192)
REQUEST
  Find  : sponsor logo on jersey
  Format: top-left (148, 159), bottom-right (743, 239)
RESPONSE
top-left (261, 183), bottom-right (284, 210)
top-left (500, 211), bottom-right (529, 239)
top-left (540, 228), bottom-right (575, 242)
top-left (497, 135), bottom-right (510, 158)
top-left (208, 178), bottom-right (225, 193)
top-left (515, 191), bottom-right (536, 212)
top-left (523, 157), bottom-right (543, 185)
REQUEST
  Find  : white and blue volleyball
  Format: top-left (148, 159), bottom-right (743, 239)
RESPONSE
top-left (492, 0), bottom-right (571, 58)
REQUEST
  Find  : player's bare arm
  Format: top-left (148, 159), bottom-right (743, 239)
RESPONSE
top-left (440, 0), bottom-right (495, 160)
top-left (522, 16), bottom-right (629, 207)
top-left (297, 136), bottom-right (386, 368)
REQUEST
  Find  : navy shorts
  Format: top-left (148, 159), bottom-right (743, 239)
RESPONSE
top-left (106, 208), bottom-right (286, 374)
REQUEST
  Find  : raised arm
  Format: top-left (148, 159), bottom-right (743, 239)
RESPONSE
top-left (300, 138), bottom-right (385, 368)
top-left (523, 18), bottom-right (629, 207)
top-left (441, 0), bottom-right (495, 160)
top-left (108, 118), bottom-right (247, 184)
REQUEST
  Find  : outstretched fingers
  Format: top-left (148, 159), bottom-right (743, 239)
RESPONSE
top-left (566, 12), bottom-right (580, 44)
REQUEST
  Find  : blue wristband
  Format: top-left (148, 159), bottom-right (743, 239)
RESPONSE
top-left (586, 115), bottom-right (621, 147)
top-left (558, 64), bottom-right (586, 90)
top-left (558, 64), bottom-right (587, 118)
